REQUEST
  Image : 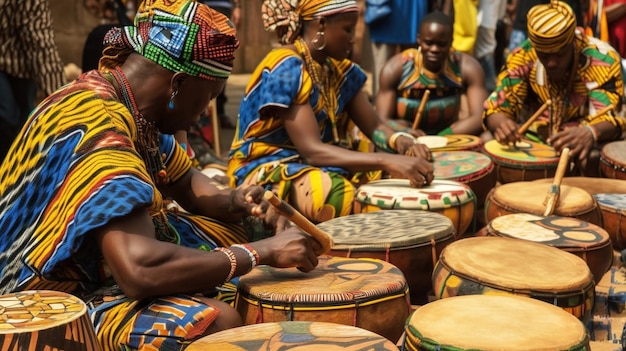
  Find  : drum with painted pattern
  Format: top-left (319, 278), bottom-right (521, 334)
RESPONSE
top-left (594, 193), bottom-right (626, 250)
top-left (482, 139), bottom-right (560, 183)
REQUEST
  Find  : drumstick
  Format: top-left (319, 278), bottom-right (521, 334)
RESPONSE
top-left (263, 191), bottom-right (334, 254)
top-left (543, 147), bottom-right (570, 216)
top-left (411, 90), bottom-right (431, 131)
top-left (517, 99), bottom-right (552, 135)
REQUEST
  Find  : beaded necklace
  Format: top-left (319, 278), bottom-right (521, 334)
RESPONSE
top-left (546, 47), bottom-right (579, 136)
top-left (109, 66), bottom-right (170, 185)
top-left (295, 38), bottom-right (340, 144)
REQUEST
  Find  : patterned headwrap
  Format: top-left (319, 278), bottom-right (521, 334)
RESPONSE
top-left (101, 0), bottom-right (240, 80)
top-left (262, 0), bottom-right (359, 44)
top-left (527, 0), bottom-right (577, 53)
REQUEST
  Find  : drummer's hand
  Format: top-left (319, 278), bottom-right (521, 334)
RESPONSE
top-left (408, 128), bottom-right (426, 138)
top-left (249, 227), bottom-right (321, 272)
top-left (396, 135), bottom-right (432, 161)
top-left (384, 154), bottom-right (434, 188)
top-left (234, 185), bottom-right (269, 217)
top-left (493, 118), bottom-right (522, 146)
top-left (548, 126), bottom-right (594, 161)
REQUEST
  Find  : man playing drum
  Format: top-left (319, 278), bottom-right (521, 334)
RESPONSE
top-left (483, 0), bottom-right (625, 177)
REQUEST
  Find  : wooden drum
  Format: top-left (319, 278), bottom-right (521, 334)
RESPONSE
top-left (594, 193), bottom-right (626, 250)
top-left (354, 179), bottom-right (476, 237)
top-left (484, 181), bottom-right (602, 226)
top-left (0, 290), bottom-right (102, 351)
top-left (403, 295), bottom-right (590, 351)
top-left (235, 256), bottom-right (411, 342)
top-left (420, 134), bottom-right (484, 152)
top-left (532, 176), bottom-right (626, 195)
top-left (317, 210), bottom-right (457, 305)
top-left (187, 321), bottom-right (400, 351)
top-left (432, 150), bottom-right (496, 208)
top-left (482, 139), bottom-right (560, 184)
top-left (432, 237), bottom-right (595, 322)
top-left (479, 213), bottom-right (613, 283)
top-left (601, 140), bottom-right (626, 179)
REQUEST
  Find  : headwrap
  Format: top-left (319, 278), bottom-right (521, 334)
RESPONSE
top-left (527, 0), bottom-right (577, 53)
top-left (262, 0), bottom-right (359, 44)
top-left (101, 0), bottom-right (240, 80)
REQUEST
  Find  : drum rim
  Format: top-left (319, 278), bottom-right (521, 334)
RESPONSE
top-left (432, 151), bottom-right (495, 180)
top-left (490, 183), bottom-right (597, 215)
top-left (355, 179), bottom-right (477, 208)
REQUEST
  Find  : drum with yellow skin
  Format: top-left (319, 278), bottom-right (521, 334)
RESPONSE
top-left (482, 139), bottom-right (560, 184)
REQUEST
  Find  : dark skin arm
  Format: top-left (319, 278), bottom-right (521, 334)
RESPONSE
top-left (95, 208), bottom-right (321, 300)
top-left (548, 121), bottom-right (618, 160)
top-left (449, 54), bottom-right (488, 135)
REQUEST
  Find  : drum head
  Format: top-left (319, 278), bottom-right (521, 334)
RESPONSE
top-left (405, 295), bottom-right (588, 350)
top-left (432, 151), bottom-right (493, 181)
top-left (532, 177), bottom-right (626, 195)
top-left (491, 182), bottom-right (595, 215)
top-left (595, 193), bottom-right (626, 212)
top-left (431, 134), bottom-right (483, 151)
top-left (483, 139), bottom-right (559, 165)
top-left (317, 210), bottom-right (455, 250)
top-left (601, 140), bottom-right (626, 167)
top-left (416, 135), bottom-right (448, 149)
top-left (438, 237), bottom-right (592, 291)
top-left (488, 213), bottom-right (610, 249)
top-left (355, 179), bottom-right (476, 210)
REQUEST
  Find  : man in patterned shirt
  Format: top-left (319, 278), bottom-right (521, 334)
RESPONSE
top-left (483, 0), bottom-right (624, 176)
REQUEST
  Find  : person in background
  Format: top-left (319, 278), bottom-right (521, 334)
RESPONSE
top-left (0, 1), bottom-right (320, 349)
top-left (228, 0), bottom-right (434, 224)
top-left (474, 0), bottom-right (508, 93)
top-left (0, 0), bottom-right (66, 164)
top-left (376, 12), bottom-right (489, 139)
top-left (604, 0), bottom-right (626, 59)
top-left (484, 0), bottom-right (624, 177)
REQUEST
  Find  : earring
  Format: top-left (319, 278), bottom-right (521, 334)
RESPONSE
top-left (312, 31), bottom-right (326, 51)
top-left (168, 90), bottom-right (178, 110)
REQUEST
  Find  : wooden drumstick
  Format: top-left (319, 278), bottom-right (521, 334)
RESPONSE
top-left (411, 90), bottom-right (431, 131)
top-left (263, 191), bottom-right (333, 254)
top-left (543, 147), bottom-right (570, 216)
top-left (518, 99), bottom-right (552, 136)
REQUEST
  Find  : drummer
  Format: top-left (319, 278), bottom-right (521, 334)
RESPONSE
top-left (375, 11), bottom-right (491, 141)
top-left (483, 0), bottom-right (625, 177)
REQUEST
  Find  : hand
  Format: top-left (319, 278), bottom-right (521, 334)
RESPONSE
top-left (548, 126), bottom-right (594, 161)
top-left (492, 117), bottom-right (522, 146)
top-left (231, 185), bottom-right (268, 217)
top-left (384, 153), bottom-right (434, 188)
top-left (250, 227), bottom-right (321, 272)
top-left (394, 135), bottom-right (432, 161)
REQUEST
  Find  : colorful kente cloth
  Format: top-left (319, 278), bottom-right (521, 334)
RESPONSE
top-left (0, 71), bottom-right (248, 350)
top-left (484, 31), bottom-right (625, 140)
top-left (227, 47), bottom-right (367, 222)
top-left (394, 48), bottom-right (464, 135)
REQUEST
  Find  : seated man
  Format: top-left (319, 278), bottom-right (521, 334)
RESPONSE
top-left (0, 1), bottom-right (320, 350)
top-left (376, 11), bottom-right (489, 139)
top-left (484, 0), bottom-right (624, 177)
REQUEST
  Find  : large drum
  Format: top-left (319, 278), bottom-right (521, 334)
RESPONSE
top-left (417, 134), bottom-right (483, 152)
top-left (354, 179), bottom-right (476, 237)
top-left (484, 181), bottom-right (602, 226)
top-left (187, 321), bottom-right (400, 351)
top-left (532, 176), bottom-right (626, 195)
top-left (478, 213), bottom-right (613, 283)
top-left (317, 210), bottom-right (457, 305)
top-left (432, 237), bottom-right (595, 322)
top-left (0, 290), bottom-right (102, 351)
top-left (431, 150), bottom-right (496, 208)
top-left (594, 193), bottom-right (626, 250)
top-left (235, 256), bottom-right (411, 342)
top-left (600, 140), bottom-right (626, 179)
top-left (403, 295), bottom-right (590, 351)
top-left (482, 139), bottom-right (560, 183)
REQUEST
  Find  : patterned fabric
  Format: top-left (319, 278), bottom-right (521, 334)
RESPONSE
top-left (101, 0), bottom-right (239, 80)
top-left (0, 0), bottom-right (65, 95)
top-left (394, 48), bottom-right (464, 135)
top-left (484, 31), bottom-right (625, 140)
top-left (261, 0), bottom-right (359, 44)
top-left (527, 0), bottom-right (577, 53)
top-left (226, 47), bottom-right (367, 222)
top-left (0, 71), bottom-right (248, 350)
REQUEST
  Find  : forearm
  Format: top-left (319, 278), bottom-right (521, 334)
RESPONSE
top-left (301, 143), bottom-right (394, 173)
top-left (605, 3), bottom-right (626, 23)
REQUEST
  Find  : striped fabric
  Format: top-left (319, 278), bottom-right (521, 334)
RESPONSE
top-left (0, 0), bottom-right (65, 95)
top-left (527, 0), bottom-right (577, 53)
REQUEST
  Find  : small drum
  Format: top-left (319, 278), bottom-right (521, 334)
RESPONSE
top-left (354, 179), bottom-right (476, 237)
top-left (430, 134), bottom-right (484, 152)
top-left (0, 290), bottom-right (102, 351)
top-left (432, 236), bottom-right (595, 322)
top-left (594, 194), bottom-right (626, 250)
top-left (532, 176), bottom-right (626, 195)
top-left (484, 181), bottom-right (602, 226)
top-left (235, 256), bottom-right (411, 343)
top-left (482, 139), bottom-right (560, 184)
top-left (403, 295), bottom-right (590, 351)
top-left (601, 140), bottom-right (626, 179)
top-left (317, 210), bottom-right (457, 305)
top-left (432, 150), bottom-right (497, 208)
top-left (187, 321), bottom-right (400, 351)
top-left (479, 213), bottom-right (613, 283)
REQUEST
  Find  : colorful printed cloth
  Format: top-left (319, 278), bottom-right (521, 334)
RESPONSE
top-left (484, 31), bottom-right (625, 140)
top-left (226, 47), bottom-right (367, 221)
top-left (0, 71), bottom-right (248, 350)
top-left (394, 48), bottom-right (464, 135)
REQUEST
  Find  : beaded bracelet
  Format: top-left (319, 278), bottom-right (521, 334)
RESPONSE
top-left (214, 247), bottom-right (237, 282)
top-left (231, 244), bottom-right (260, 268)
top-left (584, 125), bottom-right (598, 146)
top-left (371, 128), bottom-right (395, 153)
